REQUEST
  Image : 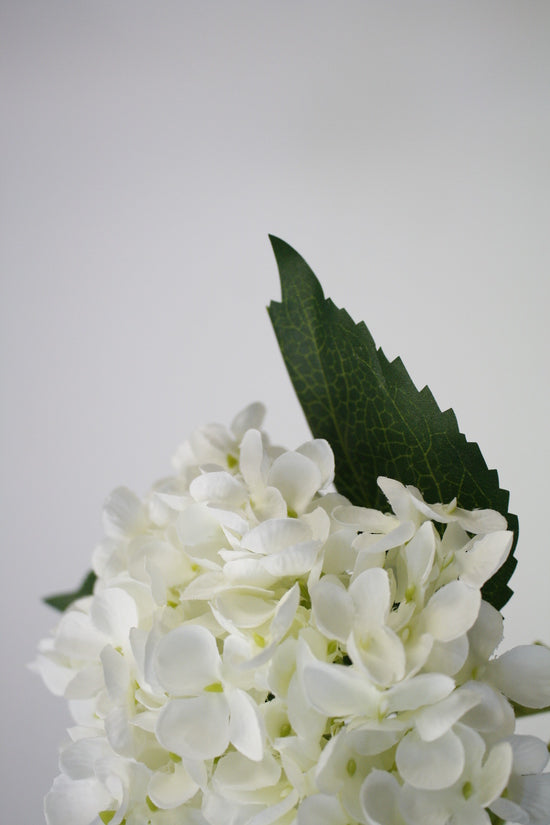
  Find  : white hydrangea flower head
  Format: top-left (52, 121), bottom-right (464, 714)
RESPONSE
top-left (32, 405), bottom-right (550, 825)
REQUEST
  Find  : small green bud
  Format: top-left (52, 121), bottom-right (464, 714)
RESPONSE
top-left (346, 758), bottom-right (357, 777)
top-left (462, 781), bottom-right (473, 799)
top-left (146, 796), bottom-right (159, 812)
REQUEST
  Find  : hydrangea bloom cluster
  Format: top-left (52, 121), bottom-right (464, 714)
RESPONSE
top-left (34, 404), bottom-right (550, 825)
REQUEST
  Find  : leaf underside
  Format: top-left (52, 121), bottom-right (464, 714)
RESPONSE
top-left (267, 235), bottom-right (517, 610)
top-left (44, 570), bottom-right (97, 612)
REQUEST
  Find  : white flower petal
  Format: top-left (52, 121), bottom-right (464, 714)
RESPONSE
top-left (460, 681), bottom-right (515, 736)
top-left (191, 421), bottom-right (233, 456)
top-left (183, 572), bottom-right (226, 600)
top-left (59, 738), bottom-right (110, 780)
top-left (44, 774), bottom-right (112, 825)
top-left (297, 793), bottom-right (348, 825)
top-left (181, 756), bottom-right (207, 789)
top-left (90, 588), bottom-right (138, 647)
top-left (454, 507), bottom-right (507, 533)
top-left (262, 541), bottom-right (321, 578)
top-left (131, 710), bottom-right (157, 732)
top-left (156, 695), bottom-right (230, 760)
top-left (210, 506), bottom-right (251, 535)
top-left (241, 584), bottom-right (300, 669)
top-left (176, 503), bottom-right (222, 546)
top-left (214, 591), bottom-right (276, 629)
top-left (508, 735), bottom-right (550, 775)
top-left (348, 624), bottom-right (406, 686)
top-left (385, 673), bottom-right (455, 713)
top-left (302, 659), bottom-right (379, 717)
top-left (407, 488), bottom-right (454, 523)
top-left (477, 741), bottom-right (513, 807)
top-left (64, 665), bottom-right (105, 701)
top-left (486, 644), bottom-right (550, 708)
top-left (448, 799), bottom-right (491, 825)
top-left (247, 789), bottom-right (300, 825)
top-left (287, 671), bottom-right (326, 742)
top-left (396, 729), bottom-right (465, 789)
top-left (295, 439), bottom-right (335, 488)
top-left (55, 610), bottom-right (106, 660)
top-left (104, 706), bottom-right (134, 756)
top-left (333, 503), bottom-right (398, 533)
top-left (349, 567), bottom-right (390, 626)
top-left (321, 528), bottom-right (359, 575)
top-left (64, 651), bottom-right (105, 701)
top-left (422, 581), bottom-right (481, 642)
top-left (300, 506), bottom-right (331, 542)
top-left (404, 632), bottom-right (434, 677)
top-left (279, 739), bottom-right (319, 797)
top-left (314, 732), bottom-right (346, 794)
top-left (231, 402), bottom-right (266, 440)
top-left (353, 520), bottom-right (416, 555)
top-left (100, 646), bottom-right (130, 703)
top-left (492, 773), bottom-right (550, 824)
top-left (92, 538), bottom-right (125, 579)
top-left (154, 625), bottom-right (221, 695)
top-left (223, 557), bottom-right (276, 587)
top-left (251, 486), bottom-right (288, 521)
top-left (213, 750), bottom-right (280, 793)
top-left (242, 518), bottom-right (311, 555)
top-left (267, 451), bottom-right (322, 514)
top-left (148, 761), bottom-right (199, 809)
top-left (415, 686), bottom-right (482, 742)
top-left (510, 773), bottom-right (550, 823)
top-left (489, 797), bottom-right (530, 825)
top-left (397, 783), bottom-right (450, 825)
top-left (377, 477), bottom-right (418, 523)
top-left (228, 689), bottom-right (265, 761)
top-left (29, 654), bottom-right (75, 696)
top-left (239, 429), bottom-right (268, 489)
top-left (457, 531), bottom-right (513, 588)
top-left (468, 599), bottom-right (503, 662)
top-left (403, 521), bottom-right (436, 587)
top-left (103, 486), bottom-right (146, 537)
top-left (270, 583), bottom-right (300, 641)
top-left (360, 770), bottom-right (402, 825)
top-left (311, 576), bottom-right (353, 643)
top-left (267, 637), bottom-right (298, 699)
top-left (425, 635), bottom-right (469, 676)
top-left (350, 722), bottom-right (404, 756)
top-left (190, 471), bottom-right (248, 507)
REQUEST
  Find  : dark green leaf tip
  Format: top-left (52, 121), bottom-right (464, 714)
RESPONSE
top-left (44, 570), bottom-right (97, 612)
top-left (267, 236), bottom-right (517, 610)
top-left (268, 235), bottom-right (326, 306)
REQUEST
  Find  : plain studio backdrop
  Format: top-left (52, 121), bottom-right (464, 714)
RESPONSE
top-left (1, 2), bottom-right (549, 821)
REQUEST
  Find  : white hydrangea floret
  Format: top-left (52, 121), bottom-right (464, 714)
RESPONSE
top-left (32, 404), bottom-right (550, 825)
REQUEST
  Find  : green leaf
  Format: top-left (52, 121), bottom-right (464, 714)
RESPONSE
top-left (510, 701), bottom-right (550, 718)
top-left (44, 570), bottom-right (97, 612)
top-left (267, 236), bottom-right (517, 610)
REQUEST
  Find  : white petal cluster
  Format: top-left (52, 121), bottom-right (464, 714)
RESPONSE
top-left (33, 404), bottom-right (550, 825)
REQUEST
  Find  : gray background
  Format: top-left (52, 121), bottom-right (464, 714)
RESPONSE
top-left (2, 2), bottom-right (549, 821)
